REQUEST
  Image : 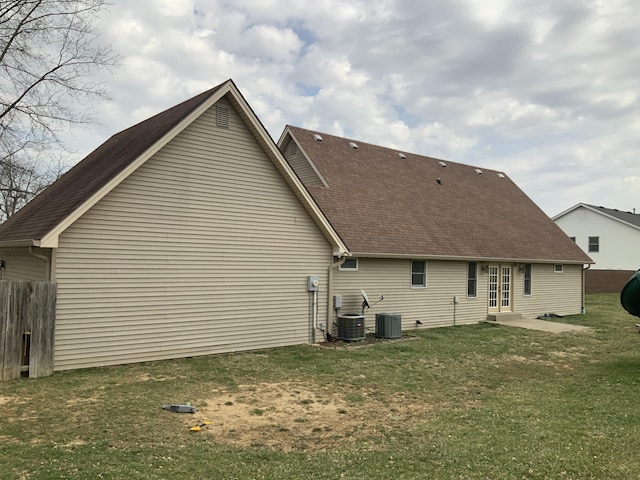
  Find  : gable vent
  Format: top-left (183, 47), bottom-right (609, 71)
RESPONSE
top-left (438, 161), bottom-right (447, 167)
top-left (313, 133), bottom-right (323, 142)
top-left (216, 105), bottom-right (229, 128)
top-left (398, 152), bottom-right (406, 159)
top-left (497, 173), bottom-right (505, 179)
top-left (349, 142), bottom-right (359, 149)
top-left (474, 168), bottom-right (483, 175)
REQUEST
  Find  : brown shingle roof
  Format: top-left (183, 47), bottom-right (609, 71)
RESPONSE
top-left (0, 82), bottom-right (226, 243)
top-left (284, 126), bottom-right (592, 263)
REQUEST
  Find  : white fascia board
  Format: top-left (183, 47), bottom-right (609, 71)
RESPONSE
top-left (39, 82), bottom-right (234, 249)
top-left (554, 203), bottom-right (640, 232)
top-left (551, 203), bottom-right (588, 220)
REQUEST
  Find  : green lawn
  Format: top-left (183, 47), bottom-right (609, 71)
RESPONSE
top-left (2, 293), bottom-right (640, 479)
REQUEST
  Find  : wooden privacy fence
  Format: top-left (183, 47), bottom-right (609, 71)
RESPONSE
top-left (0, 281), bottom-right (56, 381)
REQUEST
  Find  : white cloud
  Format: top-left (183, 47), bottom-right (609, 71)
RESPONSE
top-left (46, 0), bottom-right (638, 216)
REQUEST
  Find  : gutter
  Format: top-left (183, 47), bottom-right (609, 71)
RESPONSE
top-left (346, 251), bottom-right (593, 265)
top-left (582, 263), bottom-right (591, 314)
top-left (0, 239), bottom-right (40, 248)
top-left (327, 256), bottom-right (348, 333)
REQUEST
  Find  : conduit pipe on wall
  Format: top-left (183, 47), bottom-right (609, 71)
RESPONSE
top-left (29, 246), bottom-right (51, 281)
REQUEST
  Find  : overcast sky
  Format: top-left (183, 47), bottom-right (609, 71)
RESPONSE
top-left (65, 0), bottom-right (639, 217)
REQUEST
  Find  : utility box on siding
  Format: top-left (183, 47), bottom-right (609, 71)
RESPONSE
top-left (375, 313), bottom-right (402, 339)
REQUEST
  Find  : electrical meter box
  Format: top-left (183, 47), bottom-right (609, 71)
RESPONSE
top-left (307, 275), bottom-right (319, 292)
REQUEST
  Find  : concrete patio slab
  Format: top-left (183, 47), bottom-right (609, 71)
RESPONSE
top-left (485, 318), bottom-right (592, 333)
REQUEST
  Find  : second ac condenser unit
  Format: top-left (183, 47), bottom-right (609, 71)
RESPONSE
top-left (375, 313), bottom-right (402, 339)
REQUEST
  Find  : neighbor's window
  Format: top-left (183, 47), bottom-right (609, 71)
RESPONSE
top-left (524, 263), bottom-right (532, 295)
top-left (554, 264), bottom-right (563, 273)
top-left (467, 262), bottom-right (477, 297)
top-left (588, 236), bottom-right (599, 252)
top-left (411, 260), bottom-right (427, 288)
top-left (339, 257), bottom-right (358, 271)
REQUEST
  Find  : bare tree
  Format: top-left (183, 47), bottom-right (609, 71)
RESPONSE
top-left (0, 0), bottom-right (117, 221)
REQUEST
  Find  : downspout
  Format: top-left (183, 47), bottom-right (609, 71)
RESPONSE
top-left (29, 246), bottom-right (51, 281)
top-left (582, 263), bottom-right (591, 314)
top-left (327, 256), bottom-right (348, 331)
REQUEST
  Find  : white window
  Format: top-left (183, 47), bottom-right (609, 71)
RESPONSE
top-left (411, 260), bottom-right (427, 288)
top-left (588, 236), bottom-right (599, 252)
top-left (339, 258), bottom-right (358, 271)
top-left (554, 264), bottom-right (563, 273)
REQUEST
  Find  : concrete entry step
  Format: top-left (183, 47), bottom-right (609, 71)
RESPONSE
top-left (486, 312), bottom-right (523, 322)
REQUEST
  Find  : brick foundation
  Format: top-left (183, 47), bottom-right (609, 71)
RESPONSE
top-left (585, 269), bottom-right (635, 293)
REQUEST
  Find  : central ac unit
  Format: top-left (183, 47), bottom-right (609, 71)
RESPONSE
top-left (375, 313), bottom-right (402, 339)
top-left (336, 314), bottom-right (366, 341)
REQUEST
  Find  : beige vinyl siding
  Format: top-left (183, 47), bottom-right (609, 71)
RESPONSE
top-left (0, 247), bottom-right (50, 281)
top-left (282, 139), bottom-right (324, 186)
top-left (53, 98), bottom-right (332, 371)
top-left (333, 258), bottom-right (488, 330)
top-left (516, 263), bottom-right (584, 317)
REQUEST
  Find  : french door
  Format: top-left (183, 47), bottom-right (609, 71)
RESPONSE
top-left (488, 264), bottom-right (512, 313)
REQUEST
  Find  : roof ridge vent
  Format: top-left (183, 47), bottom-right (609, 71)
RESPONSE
top-left (438, 161), bottom-right (447, 167)
top-left (349, 142), bottom-right (359, 149)
top-left (397, 152), bottom-right (406, 159)
top-left (313, 133), bottom-right (323, 142)
top-left (474, 168), bottom-right (483, 175)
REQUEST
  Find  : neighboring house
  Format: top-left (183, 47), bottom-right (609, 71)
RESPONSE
top-left (0, 80), bottom-right (348, 371)
top-left (553, 203), bottom-right (640, 293)
top-left (279, 126), bottom-right (593, 329)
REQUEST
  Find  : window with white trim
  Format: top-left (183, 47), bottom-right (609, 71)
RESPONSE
top-left (588, 236), bottom-right (599, 252)
top-left (554, 264), bottom-right (563, 273)
top-left (339, 258), bottom-right (358, 271)
top-left (411, 260), bottom-right (427, 288)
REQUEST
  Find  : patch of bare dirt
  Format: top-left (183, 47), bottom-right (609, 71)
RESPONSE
top-left (0, 396), bottom-right (12, 406)
top-left (188, 381), bottom-right (431, 452)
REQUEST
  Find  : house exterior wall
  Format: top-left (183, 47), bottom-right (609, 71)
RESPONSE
top-left (332, 259), bottom-right (585, 331)
top-left (282, 139), bottom-right (324, 186)
top-left (52, 98), bottom-right (333, 371)
top-left (554, 206), bottom-right (640, 270)
top-left (0, 247), bottom-right (50, 281)
top-left (332, 258), bottom-right (488, 330)
top-left (516, 263), bottom-right (584, 317)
